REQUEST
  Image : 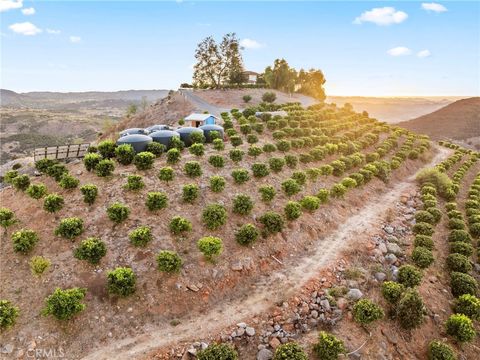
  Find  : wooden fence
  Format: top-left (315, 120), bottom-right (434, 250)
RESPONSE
top-left (34, 143), bottom-right (90, 161)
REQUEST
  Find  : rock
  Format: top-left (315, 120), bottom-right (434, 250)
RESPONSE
top-left (378, 243), bottom-right (387, 254)
top-left (384, 226), bottom-right (394, 234)
top-left (319, 299), bottom-right (331, 312)
top-left (1, 344), bottom-right (14, 354)
top-left (187, 348), bottom-right (197, 356)
top-left (375, 272), bottom-right (387, 282)
top-left (236, 327), bottom-right (245, 337)
top-left (257, 348), bottom-right (273, 360)
top-left (76, 170), bottom-right (83, 176)
top-left (385, 253), bottom-right (397, 265)
top-left (231, 262), bottom-right (243, 271)
top-left (311, 310), bottom-right (319, 318)
top-left (386, 235), bottom-right (399, 243)
top-left (386, 242), bottom-right (403, 255)
top-left (187, 284), bottom-right (199, 292)
top-left (269, 337), bottom-right (281, 349)
top-left (337, 298), bottom-right (348, 310)
top-left (246, 327), bottom-right (255, 336)
top-left (273, 324), bottom-right (281, 331)
top-left (347, 288), bottom-right (363, 300)
top-left (237, 322), bottom-right (247, 328)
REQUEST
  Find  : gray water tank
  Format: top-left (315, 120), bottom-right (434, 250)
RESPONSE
top-left (176, 127), bottom-right (204, 147)
top-left (149, 130), bottom-right (181, 147)
top-left (145, 124), bottom-right (171, 133)
top-left (116, 134), bottom-right (153, 153)
top-left (199, 124), bottom-right (224, 143)
top-left (120, 128), bottom-right (147, 137)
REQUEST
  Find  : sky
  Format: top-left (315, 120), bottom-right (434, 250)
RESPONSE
top-left (1, 0), bottom-right (479, 96)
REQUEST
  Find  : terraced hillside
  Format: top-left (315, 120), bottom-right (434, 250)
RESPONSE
top-left (2, 102), bottom-right (477, 360)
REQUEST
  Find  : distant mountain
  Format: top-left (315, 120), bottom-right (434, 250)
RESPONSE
top-left (398, 97), bottom-right (480, 140)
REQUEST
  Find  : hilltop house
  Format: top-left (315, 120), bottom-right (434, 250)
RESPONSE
top-left (243, 71), bottom-right (259, 84)
top-left (184, 113), bottom-right (219, 127)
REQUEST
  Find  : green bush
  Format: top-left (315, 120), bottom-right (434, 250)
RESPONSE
top-left (232, 194), bottom-right (254, 215)
top-left (129, 226), bottom-right (152, 246)
top-left (74, 237), bottom-right (107, 264)
top-left (445, 314), bottom-right (476, 342)
top-left (285, 201), bottom-right (302, 221)
top-left (212, 138), bottom-right (224, 151)
top-left (413, 235), bottom-right (434, 250)
top-left (448, 230), bottom-right (471, 243)
top-left (35, 159), bottom-right (57, 173)
top-left (449, 242), bottom-right (474, 257)
top-left (313, 331), bottom-right (346, 360)
top-left (455, 294), bottom-right (480, 320)
top-left (285, 154), bottom-right (298, 169)
top-left (26, 183), bottom-right (47, 199)
top-left (0, 300), bottom-right (19, 330)
top-left (397, 289), bottom-right (426, 330)
top-left (59, 174), bottom-right (79, 189)
top-left (259, 211), bottom-right (284, 236)
top-left (98, 140), bottom-right (116, 158)
top-left (229, 149), bottom-right (244, 163)
top-left (184, 161), bottom-right (202, 177)
top-left (231, 169), bottom-right (250, 184)
top-left (341, 177), bottom-right (357, 189)
top-left (55, 217), bottom-right (84, 239)
top-left (12, 174), bottom-right (30, 191)
top-left (259, 185), bottom-right (276, 203)
top-left (202, 204), bottom-right (227, 230)
top-left (352, 299), bottom-right (384, 325)
top-left (469, 222), bottom-right (480, 237)
top-left (182, 184), bottom-right (199, 203)
top-left (169, 216), bottom-right (192, 235)
top-left (450, 272), bottom-right (477, 297)
top-left (80, 184), bottom-right (98, 205)
top-left (115, 144), bottom-right (135, 165)
top-left (415, 210), bottom-right (435, 225)
top-left (46, 164), bottom-right (68, 181)
top-left (158, 167), bottom-right (174, 184)
top-left (107, 267), bottom-right (136, 296)
top-left (43, 193), bottom-right (64, 213)
top-left (189, 143), bottom-right (205, 156)
top-left (235, 223), bottom-right (259, 246)
top-left (251, 163), bottom-right (269, 178)
top-left (197, 236), bottom-right (223, 261)
top-left (230, 135), bottom-right (243, 147)
top-left (247, 144), bottom-right (262, 156)
top-left (42, 287), bottom-right (86, 320)
top-left (413, 222), bottom-right (434, 236)
top-left (263, 143), bottom-right (276, 153)
top-left (3, 170), bottom-right (18, 184)
top-left (125, 174), bottom-right (144, 190)
top-left (146, 142), bottom-right (166, 157)
top-left (146, 192), bottom-right (168, 211)
top-left (427, 340), bottom-right (456, 360)
top-left (398, 265), bottom-right (422, 287)
top-left (282, 179), bottom-right (301, 197)
top-left (446, 253), bottom-right (472, 273)
top-left (416, 168), bottom-right (453, 199)
top-left (169, 135), bottom-right (184, 150)
top-left (300, 196), bottom-right (320, 212)
top-left (95, 159), bottom-right (115, 177)
top-left (209, 175), bottom-right (226, 193)
top-left (190, 131), bottom-right (205, 144)
top-left (166, 148), bottom-right (181, 164)
top-left (273, 342), bottom-right (307, 360)
top-left (12, 229), bottom-right (38, 253)
top-left (107, 202), bottom-right (131, 222)
top-left (0, 208), bottom-right (17, 230)
top-left (412, 246), bottom-right (434, 269)
top-left (196, 342), bottom-right (238, 360)
top-left (448, 218), bottom-right (466, 230)
top-left (157, 250), bottom-right (183, 273)
top-left (330, 183), bottom-right (347, 198)
top-left (381, 281), bottom-right (405, 304)
top-left (84, 153), bottom-right (102, 171)
top-left (426, 207), bottom-right (442, 224)
top-left (208, 155), bottom-right (225, 168)
top-left (269, 157), bottom-right (285, 173)
top-left (133, 151), bottom-right (155, 170)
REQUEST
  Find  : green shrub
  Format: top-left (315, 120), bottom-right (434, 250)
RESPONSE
top-left (74, 237), bottom-right (107, 264)
top-left (42, 287), bottom-right (86, 320)
top-left (190, 131), bottom-right (205, 144)
top-left (285, 201), bottom-right (302, 221)
top-left (398, 265), bottom-right (422, 287)
top-left (300, 196), bottom-right (320, 212)
top-left (251, 163), bottom-right (269, 178)
top-left (83, 153), bottom-right (102, 171)
top-left (95, 159), bottom-right (115, 177)
top-left (269, 157), bottom-right (285, 173)
top-left (416, 168), bottom-right (453, 199)
top-left (189, 143), bottom-right (205, 156)
top-left (259, 211), bottom-right (284, 236)
top-left (469, 222), bottom-right (480, 237)
top-left (158, 167), bottom-right (174, 184)
top-left (3, 170), bottom-right (18, 184)
top-left (184, 161), bottom-right (202, 177)
top-left (449, 242), bottom-right (473, 257)
top-left (146, 192), bottom-right (168, 211)
top-left (0, 300), bottom-right (19, 330)
top-left (276, 140), bottom-right (291, 152)
top-left (12, 229), bottom-right (38, 253)
top-left (146, 142), bottom-right (166, 157)
top-left (124, 174), bottom-right (144, 190)
top-left (169, 135), bottom-right (185, 150)
top-left (353, 299), bottom-right (384, 325)
top-left (414, 235), bottom-right (434, 250)
top-left (12, 174), bottom-right (30, 191)
top-left (263, 143), bottom-right (276, 153)
top-left (313, 331), bottom-right (346, 360)
top-left (169, 216), bottom-right (192, 235)
top-left (445, 314), bottom-right (476, 342)
top-left (212, 138), bottom-right (224, 151)
top-left (43, 193), bottom-right (64, 213)
top-left (427, 340), bottom-right (456, 360)
top-left (291, 171), bottom-right (307, 186)
top-left (445, 202), bottom-right (458, 212)
top-left (259, 185), bottom-right (276, 203)
top-left (231, 169), bottom-right (250, 184)
top-left (115, 144), bottom-right (135, 165)
top-left (0, 208), bottom-right (17, 230)
top-left (412, 246), bottom-right (434, 269)
top-left (282, 179), bottom-right (301, 197)
top-left (55, 217), bottom-right (84, 239)
top-left (107, 202), bottom-right (131, 222)
top-left (129, 226), bottom-right (152, 246)
top-left (80, 184), bottom-right (98, 205)
top-left (98, 140), bottom-right (116, 158)
top-left (230, 135), bottom-right (243, 147)
top-left (448, 218), bottom-right (466, 230)
top-left (35, 159), bottom-right (57, 173)
top-left (166, 148), bottom-right (181, 164)
top-left (26, 183), bottom-right (47, 199)
top-left (209, 175), bottom-right (226, 193)
top-left (157, 250), bottom-right (183, 273)
top-left (196, 342), bottom-right (238, 360)
top-left (330, 183), bottom-right (347, 198)
top-left (46, 164), bottom-right (68, 181)
top-left (235, 223), bottom-right (259, 246)
top-left (397, 289), bottom-right (426, 330)
top-left (247, 145), bottom-right (262, 156)
top-left (450, 272), bottom-right (477, 297)
top-left (273, 342), bottom-right (307, 360)
top-left (133, 151), bottom-right (155, 170)
top-left (455, 294), bottom-right (480, 320)
top-left (202, 204), bottom-right (227, 230)
top-left (232, 194), bottom-right (254, 215)
top-left (229, 149), bottom-right (244, 163)
top-left (447, 210), bottom-right (463, 220)
top-left (446, 253), bottom-right (472, 273)
top-left (341, 177), bottom-right (357, 189)
top-left (107, 267), bottom-right (136, 296)
top-left (197, 236), bottom-right (223, 261)
top-left (58, 174), bottom-right (79, 189)
top-left (415, 210), bottom-right (435, 225)
top-left (381, 281), bottom-right (405, 304)
top-left (208, 155), bottom-right (225, 168)
top-left (413, 222), bottom-right (434, 236)
top-left (448, 230), bottom-right (471, 243)
top-left (285, 154), bottom-right (298, 168)
top-left (426, 207), bottom-right (442, 224)
top-left (182, 184), bottom-right (199, 203)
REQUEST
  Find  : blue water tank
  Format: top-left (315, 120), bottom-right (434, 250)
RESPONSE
top-left (199, 124), bottom-right (224, 143)
top-left (145, 124), bottom-right (172, 133)
top-left (120, 128), bottom-right (147, 137)
top-left (176, 127), bottom-right (204, 147)
top-left (116, 134), bottom-right (152, 153)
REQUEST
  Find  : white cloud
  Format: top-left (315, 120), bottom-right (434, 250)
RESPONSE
top-left (9, 22), bottom-right (42, 36)
top-left (387, 46), bottom-right (412, 56)
top-left (0, 0), bottom-right (23, 13)
top-left (422, 3), bottom-right (447, 13)
top-left (21, 7), bottom-right (34, 15)
top-left (354, 7), bottom-right (408, 26)
top-left (69, 36), bottom-right (81, 43)
top-left (417, 49), bottom-right (431, 58)
top-left (240, 38), bottom-right (263, 49)
top-left (46, 28), bottom-right (61, 34)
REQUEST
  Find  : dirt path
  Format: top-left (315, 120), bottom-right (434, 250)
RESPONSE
top-left (83, 146), bottom-right (451, 360)
top-left (178, 89), bottom-right (230, 117)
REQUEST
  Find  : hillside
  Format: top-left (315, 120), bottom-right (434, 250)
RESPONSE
top-left (399, 97), bottom-right (480, 143)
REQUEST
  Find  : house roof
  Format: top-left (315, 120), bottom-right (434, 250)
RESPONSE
top-left (184, 113), bottom-right (219, 121)
top-left (243, 71), bottom-right (259, 76)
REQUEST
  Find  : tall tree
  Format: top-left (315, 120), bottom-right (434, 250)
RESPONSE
top-left (297, 68), bottom-right (326, 102)
top-left (263, 59), bottom-right (297, 93)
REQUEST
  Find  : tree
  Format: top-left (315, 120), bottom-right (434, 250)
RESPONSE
top-left (263, 59), bottom-right (297, 93)
top-left (140, 96), bottom-right (148, 112)
top-left (297, 68), bottom-right (326, 101)
top-left (193, 33), bottom-right (244, 88)
top-left (126, 103), bottom-right (138, 117)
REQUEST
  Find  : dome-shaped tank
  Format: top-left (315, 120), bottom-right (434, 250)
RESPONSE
top-left (145, 124), bottom-right (171, 133)
top-left (199, 124), bottom-right (224, 143)
top-left (176, 127), bottom-right (204, 147)
top-left (116, 134), bottom-right (152, 153)
top-left (120, 128), bottom-right (147, 137)
top-left (149, 130), bottom-right (181, 147)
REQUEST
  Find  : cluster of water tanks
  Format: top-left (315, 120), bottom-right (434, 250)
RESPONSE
top-left (116, 124), bottom-right (224, 153)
